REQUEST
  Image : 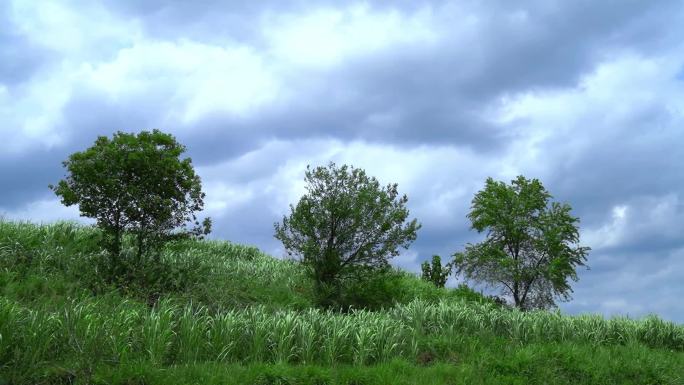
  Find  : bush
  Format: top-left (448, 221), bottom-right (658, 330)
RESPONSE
top-left (450, 284), bottom-right (509, 308)
top-left (86, 241), bottom-right (210, 305)
top-left (333, 267), bottom-right (408, 311)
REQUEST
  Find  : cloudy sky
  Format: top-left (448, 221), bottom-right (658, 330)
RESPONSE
top-left (2, 0), bottom-right (684, 321)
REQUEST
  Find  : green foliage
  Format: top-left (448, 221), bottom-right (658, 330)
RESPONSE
top-left (2, 296), bottom-right (684, 384)
top-left (453, 176), bottom-right (591, 310)
top-left (50, 130), bottom-right (210, 288)
top-left (85, 351), bottom-right (684, 385)
top-left (332, 267), bottom-right (409, 311)
top-left (449, 283), bottom-right (509, 308)
top-left (274, 163), bottom-right (420, 308)
top-left (420, 255), bottom-right (451, 288)
top-left (1, 220), bottom-right (683, 385)
top-left (0, 221), bottom-right (313, 311)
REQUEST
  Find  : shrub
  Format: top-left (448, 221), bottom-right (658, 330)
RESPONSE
top-left (420, 255), bottom-right (451, 288)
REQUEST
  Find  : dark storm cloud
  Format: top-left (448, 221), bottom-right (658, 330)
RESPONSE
top-left (12, 0), bottom-right (673, 173)
top-left (528, 97), bottom-right (684, 321)
top-left (210, 200), bottom-right (283, 256)
top-left (0, 31), bottom-right (46, 86)
top-left (100, 0), bottom-right (682, 165)
top-left (0, 88), bottom-right (170, 209)
top-left (543, 103), bottom-right (684, 231)
top-left (0, 4), bottom-right (49, 85)
top-left (0, 150), bottom-right (64, 207)
top-left (563, 246), bottom-right (684, 321)
top-left (99, 0), bottom-right (681, 53)
top-left (57, 87), bottom-right (170, 149)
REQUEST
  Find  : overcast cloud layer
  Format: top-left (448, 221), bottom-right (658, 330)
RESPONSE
top-left (2, 0), bottom-right (684, 321)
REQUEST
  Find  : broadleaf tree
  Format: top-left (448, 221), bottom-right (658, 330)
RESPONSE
top-left (452, 176), bottom-right (590, 310)
top-left (51, 129), bottom-right (210, 281)
top-left (274, 162), bottom-right (420, 308)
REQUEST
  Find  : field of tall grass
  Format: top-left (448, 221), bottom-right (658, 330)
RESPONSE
top-left (3, 296), bottom-right (683, 367)
top-left (1, 221), bottom-right (683, 384)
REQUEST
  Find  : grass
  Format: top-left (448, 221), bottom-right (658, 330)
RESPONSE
top-left (0, 220), bottom-right (315, 311)
top-left (10, 344), bottom-right (684, 385)
top-left (1, 220), bottom-right (683, 384)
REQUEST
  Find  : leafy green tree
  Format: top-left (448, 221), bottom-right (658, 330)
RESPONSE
top-left (452, 176), bottom-right (590, 310)
top-left (274, 162), bottom-right (420, 308)
top-left (421, 255), bottom-right (451, 288)
top-left (51, 130), bottom-right (210, 282)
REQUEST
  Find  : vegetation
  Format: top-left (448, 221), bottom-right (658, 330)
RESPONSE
top-left (50, 130), bottom-right (210, 294)
top-left (1, 132), bottom-right (680, 384)
top-left (421, 255), bottom-right (451, 288)
top-left (274, 163), bottom-right (420, 309)
top-left (453, 176), bottom-right (591, 310)
top-left (0, 221), bottom-right (683, 384)
top-left (3, 296), bottom-right (684, 382)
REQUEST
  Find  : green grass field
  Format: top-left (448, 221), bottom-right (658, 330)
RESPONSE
top-left (1, 221), bottom-right (683, 384)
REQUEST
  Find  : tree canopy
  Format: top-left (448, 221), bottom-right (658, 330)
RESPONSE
top-left (51, 130), bottom-right (209, 269)
top-left (421, 255), bottom-right (451, 288)
top-left (452, 176), bottom-right (590, 310)
top-left (274, 162), bottom-right (420, 308)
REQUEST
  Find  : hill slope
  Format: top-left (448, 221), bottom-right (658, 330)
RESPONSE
top-left (1, 221), bottom-right (683, 385)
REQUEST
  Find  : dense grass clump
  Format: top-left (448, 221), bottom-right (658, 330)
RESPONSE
top-left (3, 296), bottom-right (684, 384)
top-left (2, 297), bottom-right (683, 370)
top-left (0, 221), bottom-right (316, 311)
top-left (1, 220), bottom-right (683, 384)
top-left (2, 296), bottom-right (684, 384)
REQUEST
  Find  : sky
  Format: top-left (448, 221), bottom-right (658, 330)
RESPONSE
top-left (1, 0), bottom-right (684, 321)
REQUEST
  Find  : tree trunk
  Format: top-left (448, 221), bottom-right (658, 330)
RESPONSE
top-left (513, 281), bottom-right (523, 310)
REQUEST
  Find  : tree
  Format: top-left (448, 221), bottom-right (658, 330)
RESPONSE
top-left (452, 176), bottom-right (590, 310)
top-left (274, 162), bottom-right (420, 308)
top-left (50, 129), bottom-right (210, 281)
top-left (421, 255), bottom-right (451, 288)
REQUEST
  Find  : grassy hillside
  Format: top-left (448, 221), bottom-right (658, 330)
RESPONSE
top-left (1, 221), bottom-right (683, 385)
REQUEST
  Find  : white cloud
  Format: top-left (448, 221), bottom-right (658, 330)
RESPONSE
top-left (2, 1), bottom-right (446, 152)
top-left (581, 194), bottom-right (684, 252)
top-left (0, 72), bottom-right (70, 153)
top-left (493, 52), bottom-right (684, 167)
top-left (202, 183), bottom-right (254, 217)
top-left (582, 204), bottom-right (629, 250)
top-left (10, 0), bottom-right (140, 56)
top-left (81, 40), bottom-right (280, 123)
top-left (1, 1), bottom-right (139, 153)
top-left (262, 3), bottom-right (438, 69)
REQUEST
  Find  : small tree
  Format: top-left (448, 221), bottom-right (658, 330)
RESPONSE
top-left (421, 255), bottom-right (451, 288)
top-left (452, 176), bottom-right (590, 310)
top-left (274, 162), bottom-right (420, 308)
top-left (51, 129), bottom-right (209, 282)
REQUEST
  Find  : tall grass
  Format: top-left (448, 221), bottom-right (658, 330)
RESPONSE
top-left (2, 296), bottom-right (683, 377)
top-left (1, 219), bottom-right (684, 384)
top-left (389, 300), bottom-right (684, 349)
top-left (0, 221), bottom-right (315, 310)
